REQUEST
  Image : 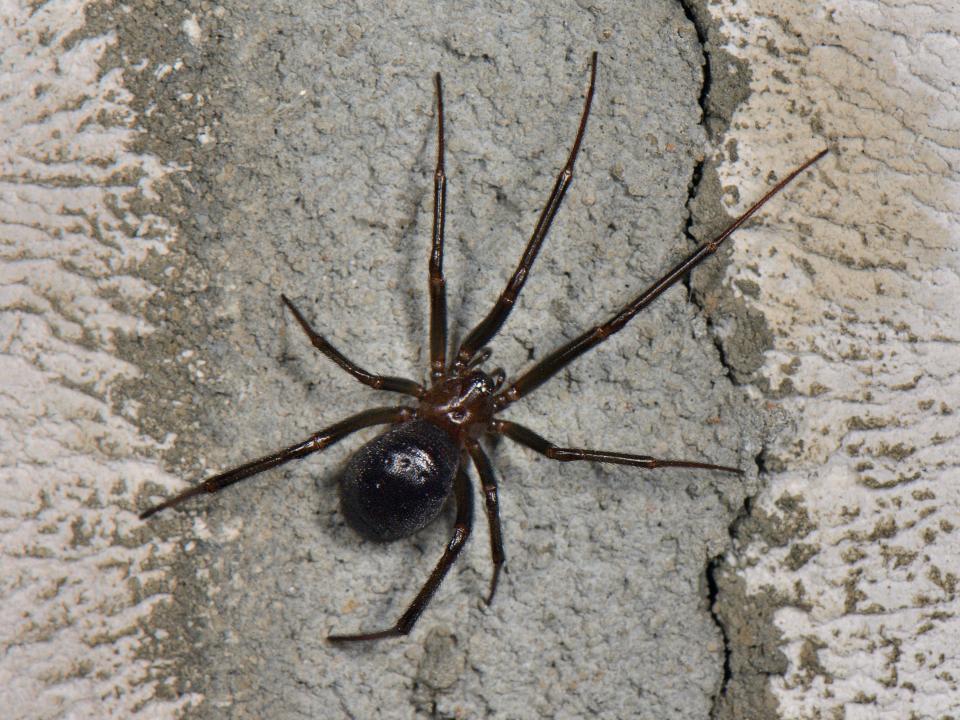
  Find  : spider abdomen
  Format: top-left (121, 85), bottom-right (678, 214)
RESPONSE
top-left (339, 420), bottom-right (460, 542)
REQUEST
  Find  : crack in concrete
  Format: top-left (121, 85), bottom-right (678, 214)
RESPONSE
top-left (671, 1), bottom-right (741, 713)
top-left (676, 0), bottom-right (711, 253)
top-left (674, 1), bottom-right (780, 717)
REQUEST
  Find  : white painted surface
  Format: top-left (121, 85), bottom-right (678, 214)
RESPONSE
top-left (0, 2), bottom-right (195, 717)
top-left (711, 1), bottom-right (960, 717)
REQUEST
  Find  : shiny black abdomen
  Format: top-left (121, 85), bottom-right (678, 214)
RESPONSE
top-left (339, 420), bottom-right (460, 542)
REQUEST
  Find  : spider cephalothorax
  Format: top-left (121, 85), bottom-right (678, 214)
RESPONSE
top-left (140, 52), bottom-right (826, 642)
top-left (420, 370), bottom-right (501, 438)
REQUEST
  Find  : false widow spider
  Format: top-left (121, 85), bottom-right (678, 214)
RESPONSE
top-left (139, 52), bottom-right (826, 642)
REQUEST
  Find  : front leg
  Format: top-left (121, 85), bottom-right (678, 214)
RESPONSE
top-left (282, 294), bottom-right (424, 397)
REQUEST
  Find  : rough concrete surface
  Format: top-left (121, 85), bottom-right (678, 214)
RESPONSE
top-left (3, 1), bottom-right (954, 719)
top-left (703, 2), bottom-right (960, 719)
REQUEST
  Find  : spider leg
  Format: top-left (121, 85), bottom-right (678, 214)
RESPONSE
top-left (467, 441), bottom-right (505, 605)
top-left (138, 406), bottom-right (414, 519)
top-left (491, 419), bottom-right (742, 475)
top-left (328, 458), bottom-right (474, 642)
top-left (452, 52), bottom-right (598, 372)
top-left (428, 72), bottom-right (449, 381)
top-left (494, 149), bottom-right (828, 409)
top-left (282, 294), bottom-right (424, 397)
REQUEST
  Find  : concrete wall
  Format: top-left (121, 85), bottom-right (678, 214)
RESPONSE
top-left (2, 1), bottom-right (956, 718)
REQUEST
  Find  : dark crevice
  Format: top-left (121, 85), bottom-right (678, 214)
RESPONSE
top-left (677, 0), bottom-right (713, 126)
top-left (707, 493), bottom-right (754, 717)
top-left (674, 0), bottom-right (738, 384)
top-left (754, 446), bottom-right (770, 476)
top-left (706, 555), bottom-right (732, 697)
top-left (676, 0), bottom-right (764, 391)
top-left (676, 0), bottom-right (713, 252)
top-left (674, 2), bottom-right (760, 717)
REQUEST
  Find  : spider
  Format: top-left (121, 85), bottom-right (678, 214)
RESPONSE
top-left (139, 52), bottom-right (826, 642)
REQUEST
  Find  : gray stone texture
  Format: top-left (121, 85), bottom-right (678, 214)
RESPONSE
top-left (111, 1), bottom-right (765, 717)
